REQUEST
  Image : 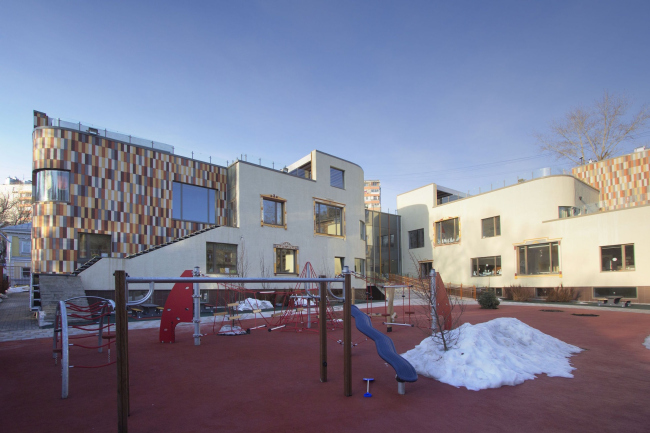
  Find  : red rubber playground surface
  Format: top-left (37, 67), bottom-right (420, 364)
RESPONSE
top-left (2, 304), bottom-right (650, 433)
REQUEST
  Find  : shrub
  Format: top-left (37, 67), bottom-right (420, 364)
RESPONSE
top-left (477, 290), bottom-right (500, 309)
top-left (503, 285), bottom-right (533, 302)
top-left (546, 285), bottom-right (580, 302)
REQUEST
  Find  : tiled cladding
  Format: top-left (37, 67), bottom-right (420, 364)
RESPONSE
top-left (572, 149), bottom-right (650, 210)
top-left (32, 127), bottom-right (228, 274)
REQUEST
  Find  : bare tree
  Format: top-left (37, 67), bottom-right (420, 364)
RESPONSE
top-left (535, 91), bottom-right (650, 165)
top-left (0, 191), bottom-right (31, 228)
top-left (409, 254), bottom-right (465, 351)
top-left (259, 251), bottom-right (271, 291)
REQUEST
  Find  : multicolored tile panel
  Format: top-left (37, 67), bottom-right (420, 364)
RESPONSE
top-left (32, 112), bottom-right (228, 274)
top-left (572, 149), bottom-right (650, 210)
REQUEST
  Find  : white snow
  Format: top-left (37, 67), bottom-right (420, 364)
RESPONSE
top-left (402, 317), bottom-right (582, 391)
top-left (7, 286), bottom-right (29, 293)
top-left (643, 335), bottom-right (650, 350)
top-left (236, 298), bottom-right (274, 311)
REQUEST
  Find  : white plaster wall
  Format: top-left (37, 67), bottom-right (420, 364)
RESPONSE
top-left (80, 150), bottom-right (366, 291)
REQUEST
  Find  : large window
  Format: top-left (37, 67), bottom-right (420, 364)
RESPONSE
top-left (206, 243), bottom-right (237, 274)
top-left (275, 248), bottom-right (297, 274)
top-left (559, 206), bottom-right (580, 219)
top-left (601, 244), bottom-right (635, 272)
top-left (172, 182), bottom-right (218, 224)
top-left (409, 229), bottom-right (424, 249)
top-left (34, 170), bottom-right (69, 202)
top-left (79, 233), bottom-right (111, 264)
top-left (435, 218), bottom-right (460, 245)
top-left (330, 167), bottom-right (344, 189)
top-left (517, 242), bottom-right (560, 275)
top-left (481, 216), bottom-right (500, 238)
top-left (262, 197), bottom-right (285, 227)
top-left (472, 256), bottom-right (501, 277)
top-left (594, 287), bottom-right (637, 298)
top-left (355, 258), bottom-right (366, 276)
top-left (315, 202), bottom-right (344, 237)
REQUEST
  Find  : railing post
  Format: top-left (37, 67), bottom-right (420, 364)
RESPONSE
top-left (343, 266), bottom-right (352, 396)
top-left (114, 270), bottom-right (129, 433)
top-left (192, 266), bottom-right (201, 346)
top-left (319, 275), bottom-right (327, 383)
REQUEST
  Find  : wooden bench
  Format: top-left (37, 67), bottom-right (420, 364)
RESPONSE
top-left (595, 297), bottom-right (631, 307)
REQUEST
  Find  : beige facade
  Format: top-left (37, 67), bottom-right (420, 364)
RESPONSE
top-left (398, 175), bottom-right (650, 302)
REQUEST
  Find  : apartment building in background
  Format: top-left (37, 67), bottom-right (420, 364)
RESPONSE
top-left (364, 180), bottom-right (381, 211)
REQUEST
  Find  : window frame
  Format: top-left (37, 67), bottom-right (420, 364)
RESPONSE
top-left (481, 216), bottom-right (501, 238)
top-left (172, 181), bottom-right (218, 224)
top-left (359, 220), bottom-right (366, 241)
top-left (408, 228), bottom-right (425, 249)
top-left (435, 217), bottom-right (460, 246)
top-left (314, 199), bottom-right (345, 238)
top-left (206, 242), bottom-right (238, 275)
top-left (260, 195), bottom-right (287, 229)
top-left (19, 239), bottom-right (31, 255)
top-left (600, 244), bottom-right (635, 272)
top-left (330, 167), bottom-right (345, 189)
top-left (354, 258), bottom-right (366, 276)
top-left (471, 256), bottom-right (502, 277)
top-left (516, 241), bottom-right (561, 276)
top-left (274, 245), bottom-right (299, 275)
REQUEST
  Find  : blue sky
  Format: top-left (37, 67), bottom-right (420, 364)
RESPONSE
top-left (1, 0), bottom-right (649, 210)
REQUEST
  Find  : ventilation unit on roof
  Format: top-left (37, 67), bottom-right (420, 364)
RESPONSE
top-left (634, 146), bottom-right (646, 153)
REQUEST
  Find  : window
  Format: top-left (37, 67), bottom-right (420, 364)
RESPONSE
top-left (79, 233), bottom-right (111, 264)
top-left (335, 257), bottom-right (345, 275)
top-left (172, 182), bottom-right (218, 224)
top-left (419, 261), bottom-right (433, 278)
top-left (594, 287), bottom-right (637, 298)
top-left (22, 267), bottom-right (30, 279)
top-left (601, 244), bottom-right (634, 271)
top-left (262, 196), bottom-right (285, 228)
top-left (435, 218), bottom-right (460, 245)
top-left (19, 239), bottom-right (31, 255)
top-left (359, 221), bottom-right (366, 241)
top-left (315, 202), bottom-right (344, 237)
top-left (472, 256), bottom-right (501, 277)
top-left (330, 167), bottom-right (344, 189)
top-left (206, 243), bottom-right (237, 274)
top-left (381, 234), bottom-right (395, 247)
top-left (517, 242), bottom-right (560, 275)
top-left (481, 216), bottom-right (500, 238)
top-left (559, 206), bottom-right (580, 219)
top-left (275, 248), bottom-right (297, 274)
top-left (34, 170), bottom-right (69, 202)
top-left (409, 229), bottom-right (424, 249)
top-left (355, 258), bottom-right (366, 276)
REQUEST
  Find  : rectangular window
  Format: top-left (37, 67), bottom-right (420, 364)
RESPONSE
top-left (419, 261), bottom-right (433, 278)
top-left (355, 258), bottom-right (366, 276)
top-left (19, 239), bottom-right (31, 255)
top-left (22, 267), bottom-right (30, 278)
top-left (593, 287), bottom-right (637, 298)
top-left (206, 243), bottom-right (238, 274)
top-left (315, 202), bottom-right (344, 237)
top-left (559, 206), bottom-right (580, 219)
top-left (360, 221), bottom-right (366, 241)
top-left (275, 249), bottom-right (297, 274)
top-left (409, 229), bottom-right (424, 249)
top-left (481, 216), bottom-right (500, 238)
top-left (472, 256), bottom-right (502, 277)
top-left (435, 218), bottom-right (460, 245)
top-left (262, 198), bottom-right (284, 226)
top-left (79, 233), bottom-right (112, 264)
top-left (172, 182), bottom-right (218, 224)
top-left (335, 257), bottom-right (345, 276)
top-left (330, 167), bottom-right (344, 189)
top-left (34, 170), bottom-right (70, 202)
top-left (517, 242), bottom-right (560, 275)
top-left (601, 244), bottom-right (635, 271)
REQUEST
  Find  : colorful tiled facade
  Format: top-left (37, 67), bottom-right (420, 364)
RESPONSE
top-left (32, 111), bottom-right (228, 274)
top-left (572, 148), bottom-right (650, 210)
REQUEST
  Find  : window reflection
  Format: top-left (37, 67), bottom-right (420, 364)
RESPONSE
top-left (34, 170), bottom-right (70, 202)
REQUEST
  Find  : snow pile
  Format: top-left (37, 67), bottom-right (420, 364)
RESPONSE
top-left (643, 335), bottom-right (650, 350)
top-left (402, 318), bottom-right (582, 391)
top-left (236, 298), bottom-right (274, 311)
top-left (7, 286), bottom-right (29, 293)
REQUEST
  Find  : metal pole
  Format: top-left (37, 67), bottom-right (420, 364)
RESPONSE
top-left (115, 270), bottom-right (129, 433)
top-left (343, 266), bottom-right (352, 396)
top-left (319, 276), bottom-right (327, 383)
top-left (429, 269), bottom-right (436, 332)
top-left (192, 267), bottom-right (201, 346)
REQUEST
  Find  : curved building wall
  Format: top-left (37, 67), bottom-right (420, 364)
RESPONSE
top-left (32, 126), bottom-right (227, 274)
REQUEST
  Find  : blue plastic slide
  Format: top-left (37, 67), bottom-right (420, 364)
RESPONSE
top-left (351, 305), bottom-right (418, 383)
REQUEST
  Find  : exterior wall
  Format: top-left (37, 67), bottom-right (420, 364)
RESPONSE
top-left (79, 150), bottom-right (367, 291)
top-left (32, 118), bottom-right (227, 274)
top-left (397, 176), bottom-right (645, 295)
top-left (572, 148), bottom-right (650, 210)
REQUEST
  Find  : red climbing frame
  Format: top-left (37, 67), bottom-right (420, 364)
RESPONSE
top-left (159, 270), bottom-right (194, 343)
